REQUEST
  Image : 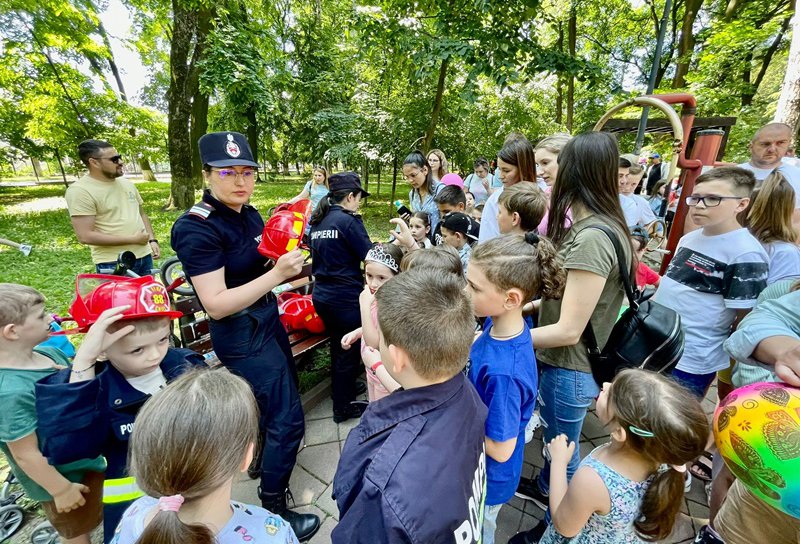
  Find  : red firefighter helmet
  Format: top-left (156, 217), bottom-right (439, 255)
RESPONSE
top-left (272, 199), bottom-right (312, 219)
top-left (277, 292), bottom-right (325, 334)
top-left (69, 274), bottom-right (182, 333)
top-left (258, 210), bottom-right (308, 260)
top-left (287, 199), bottom-right (312, 219)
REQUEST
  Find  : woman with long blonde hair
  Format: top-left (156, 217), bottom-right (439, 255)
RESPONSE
top-left (746, 170), bottom-right (800, 284)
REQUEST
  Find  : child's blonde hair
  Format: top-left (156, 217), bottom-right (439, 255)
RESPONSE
top-left (497, 181), bottom-right (548, 232)
top-left (746, 170), bottom-right (798, 244)
top-left (0, 284), bottom-right (45, 328)
top-left (130, 369), bottom-right (258, 544)
top-left (608, 369), bottom-right (708, 541)
top-left (400, 245), bottom-right (464, 279)
top-left (469, 233), bottom-right (565, 301)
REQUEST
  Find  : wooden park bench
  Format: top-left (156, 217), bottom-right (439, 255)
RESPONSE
top-left (172, 263), bottom-right (329, 366)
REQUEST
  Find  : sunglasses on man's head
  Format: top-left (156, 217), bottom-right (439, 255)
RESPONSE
top-left (93, 155), bottom-right (123, 164)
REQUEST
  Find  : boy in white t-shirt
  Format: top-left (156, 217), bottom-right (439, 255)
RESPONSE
top-left (654, 167), bottom-right (769, 399)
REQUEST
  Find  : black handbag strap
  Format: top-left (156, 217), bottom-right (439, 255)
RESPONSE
top-left (579, 224), bottom-right (636, 355)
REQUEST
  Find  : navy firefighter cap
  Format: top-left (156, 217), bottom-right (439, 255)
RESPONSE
top-left (198, 132), bottom-right (259, 168)
top-left (329, 172), bottom-right (370, 198)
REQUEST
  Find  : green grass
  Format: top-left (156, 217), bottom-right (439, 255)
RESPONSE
top-left (0, 175), bottom-right (406, 314)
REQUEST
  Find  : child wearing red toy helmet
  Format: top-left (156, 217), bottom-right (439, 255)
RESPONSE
top-left (34, 275), bottom-right (206, 542)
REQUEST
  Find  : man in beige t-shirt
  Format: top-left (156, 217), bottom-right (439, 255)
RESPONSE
top-left (66, 139), bottom-right (159, 275)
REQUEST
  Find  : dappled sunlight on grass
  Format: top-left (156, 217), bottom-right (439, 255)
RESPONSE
top-left (6, 196), bottom-right (68, 214)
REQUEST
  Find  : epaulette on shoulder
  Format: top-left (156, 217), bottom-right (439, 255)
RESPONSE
top-left (188, 201), bottom-right (214, 219)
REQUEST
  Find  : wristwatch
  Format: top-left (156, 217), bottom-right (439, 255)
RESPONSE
top-left (369, 361), bottom-right (383, 375)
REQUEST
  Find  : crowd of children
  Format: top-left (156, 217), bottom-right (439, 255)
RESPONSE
top-left (2, 126), bottom-right (800, 544)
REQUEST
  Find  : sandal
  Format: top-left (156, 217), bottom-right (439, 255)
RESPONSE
top-left (690, 451), bottom-right (713, 482)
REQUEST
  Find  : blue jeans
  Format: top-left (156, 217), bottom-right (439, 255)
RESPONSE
top-left (536, 364), bottom-right (599, 512)
top-left (96, 254), bottom-right (154, 277)
top-left (482, 503), bottom-right (502, 544)
top-left (671, 368), bottom-right (716, 400)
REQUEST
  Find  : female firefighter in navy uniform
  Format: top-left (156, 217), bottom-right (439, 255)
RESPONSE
top-left (309, 172), bottom-right (373, 423)
top-left (170, 132), bottom-right (319, 541)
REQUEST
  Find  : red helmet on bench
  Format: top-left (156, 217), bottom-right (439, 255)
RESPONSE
top-left (277, 292), bottom-right (325, 334)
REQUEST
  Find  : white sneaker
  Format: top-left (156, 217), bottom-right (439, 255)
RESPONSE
top-left (525, 412), bottom-right (542, 444)
top-left (19, 244), bottom-right (32, 257)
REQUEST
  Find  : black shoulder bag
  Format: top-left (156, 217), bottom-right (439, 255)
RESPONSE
top-left (581, 225), bottom-right (684, 386)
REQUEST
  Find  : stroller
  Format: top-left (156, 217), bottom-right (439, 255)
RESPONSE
top-left (0, 472), bottom-right (60, 543)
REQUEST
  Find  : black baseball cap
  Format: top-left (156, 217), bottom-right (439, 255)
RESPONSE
top-left (442, 212), bottom-right (480, 241)
top-left (198, 132), bottom-right (259, 168)
top-left (329, 172), bottom-right (370, 197)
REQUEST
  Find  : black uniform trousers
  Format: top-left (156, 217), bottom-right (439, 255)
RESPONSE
top-left (209, 301), bottom-right (304, 494)
top-left (313, 296), bottom-right (363, 412)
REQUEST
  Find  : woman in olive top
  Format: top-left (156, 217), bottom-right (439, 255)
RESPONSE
top-left (512, 132), bottom-right (634, 543)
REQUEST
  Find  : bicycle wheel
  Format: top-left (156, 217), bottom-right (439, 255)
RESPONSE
top-left (30, 521), bottom-right (60, 544)
top-left (0, 505), bottom-right (24, 542)
top-left (160, 257), bottom-right (195, 296)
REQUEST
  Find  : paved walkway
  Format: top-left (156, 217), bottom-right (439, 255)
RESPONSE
top-left (232, 382), bottom-right (718, 544)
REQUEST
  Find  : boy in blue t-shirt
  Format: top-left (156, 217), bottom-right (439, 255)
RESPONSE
top-left (465, 234), bottom-right (566, 544)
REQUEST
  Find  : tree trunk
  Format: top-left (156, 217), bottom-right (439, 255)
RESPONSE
top-left (422, 57), bottom-right (450, 152)
top-left (190, 92), bottom-right (210, 186)
top-left (390, 155), bottom-right (399, 214)
top-left (31, 158), bottom-right (42, 181)
top-left (741, 15), bottom-right (791, 107)
top-left (566, 8), bottom-right (576, 132)
top-left (246, 105), bottom-right (259, 166)
top-left (776, 0), bottom-right (800, 135)
top-left (167, 1), bottom-right (212, 209)
top-left (673, 0), bottom-right (703, 88)
top-left (54, 148), bottom-right (68, 188)
top-left (556, 22), bottom-right (564, 125)
top-left (139, 156), bottom-right (156, 182)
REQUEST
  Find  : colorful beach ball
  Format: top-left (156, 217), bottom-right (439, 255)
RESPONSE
top-left (713, 382), bottom-right (800, 518)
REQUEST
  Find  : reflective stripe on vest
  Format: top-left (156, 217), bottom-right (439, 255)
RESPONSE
top-left (103, 476), bottom-right (144, 504)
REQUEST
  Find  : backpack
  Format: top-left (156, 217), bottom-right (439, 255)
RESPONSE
top-left (581, 225), bottom-right (684, 386)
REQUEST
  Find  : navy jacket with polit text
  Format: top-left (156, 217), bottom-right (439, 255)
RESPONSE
top-left (34, 348), bottom-right (205, 477)
top-left (332, 373), bottom-right (488, 544)
top-left (309, 205), bottom-right (372, 302)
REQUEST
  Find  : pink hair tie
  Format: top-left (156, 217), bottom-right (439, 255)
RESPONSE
top-left (157, 494), bottom-right (184, 513)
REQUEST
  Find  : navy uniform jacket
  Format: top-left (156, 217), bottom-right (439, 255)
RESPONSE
top-left (332, 373), bottom-right (488, 544)
top-left (309, 205), bottom-right (372, 303)
top-left (34, 348), bottom-right (205, 479)
top-left (171, 190), bottom-right (269, 289)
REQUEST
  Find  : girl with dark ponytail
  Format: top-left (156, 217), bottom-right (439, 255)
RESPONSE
top-left (538, 369), bottom-right (708, 543)
top-left (111, 369), bottom-right (300, 544)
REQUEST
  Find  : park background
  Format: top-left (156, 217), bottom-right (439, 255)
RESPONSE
top-left (2, 0), bottom-right (800, 301)
top-left (1, 0), bottom-right (799, 539)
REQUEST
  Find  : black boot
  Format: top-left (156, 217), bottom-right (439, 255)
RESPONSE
top-left (260, 488), bottom-right (320, 542)
top-left (333, 400), bottom-right (368, 424)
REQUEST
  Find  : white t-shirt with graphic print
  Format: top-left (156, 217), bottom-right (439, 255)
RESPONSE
top-left (654, 228), bottom-right (769, 374)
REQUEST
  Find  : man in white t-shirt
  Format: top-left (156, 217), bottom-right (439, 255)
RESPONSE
top-left (738, 122), bottom-right (800, 233)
